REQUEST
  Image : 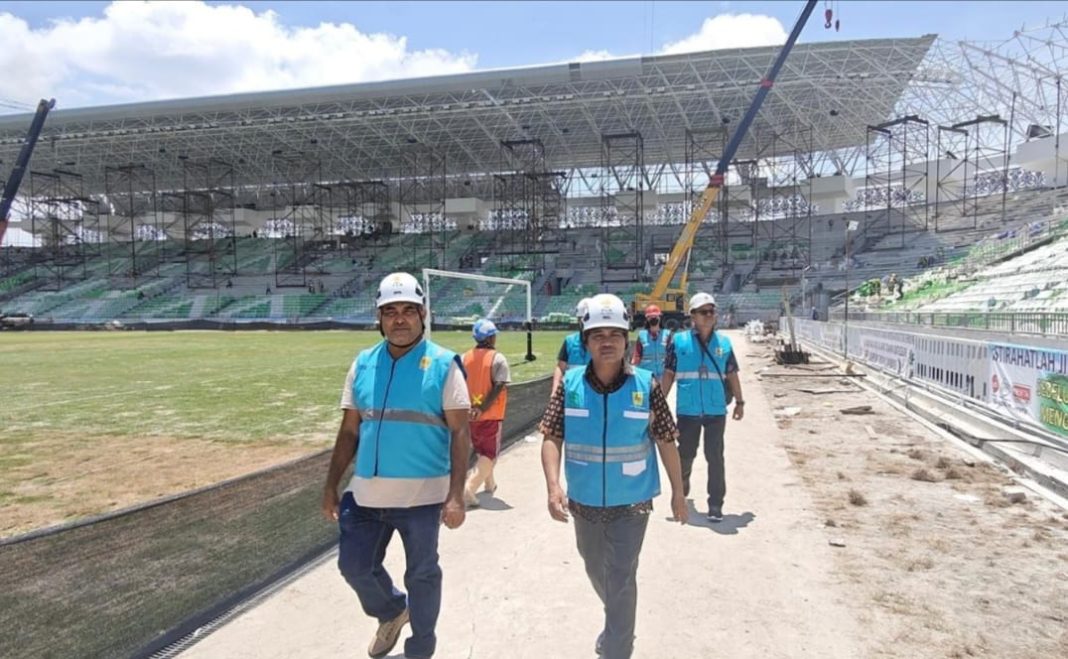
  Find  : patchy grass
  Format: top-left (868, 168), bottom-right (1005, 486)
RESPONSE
top-left (0, 329), bottom-right (563, 536)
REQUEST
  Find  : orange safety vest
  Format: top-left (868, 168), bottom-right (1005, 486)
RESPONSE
top-left (462, 347), bottom-right (508, 421)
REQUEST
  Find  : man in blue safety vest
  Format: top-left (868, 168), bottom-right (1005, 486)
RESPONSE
top-left (321, 271), bottom-right (471, 659)
top-left (630, 303), bottom-right (671, 377)
top-left (660, 292), bottom-right (746, 523)
top-left (540, 293), bottom-right (688, 659)
top-left (551, 296), bottom-right (592, 395)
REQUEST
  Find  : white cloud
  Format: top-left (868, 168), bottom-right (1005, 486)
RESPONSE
top-left (567, 12), bottom-right (787, 64)
top-left (661, 13), bottom-right (787, 54)
top-left (0, 1), bottom-right (477, 110)
top-left (573, 49), bottom-right (617, 63)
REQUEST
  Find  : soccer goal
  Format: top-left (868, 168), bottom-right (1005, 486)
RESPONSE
top-left (422, 267), bottom-right (536, 361)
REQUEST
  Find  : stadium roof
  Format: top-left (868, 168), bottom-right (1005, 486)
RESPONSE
top-left (0, 36), bottom-right (936, 194)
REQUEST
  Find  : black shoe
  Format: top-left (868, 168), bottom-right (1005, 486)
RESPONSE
top-left (707, 507), bottom-right (723, 523)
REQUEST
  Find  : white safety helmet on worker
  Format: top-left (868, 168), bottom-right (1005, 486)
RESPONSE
top-left (688, 292), bottom-right (716, 312)
top-left (376, 272), bottom-right (424, 308)
top-left (582, 293), bottom-right (631, 333)
top-left (576, 297), bottom-right (592, 318)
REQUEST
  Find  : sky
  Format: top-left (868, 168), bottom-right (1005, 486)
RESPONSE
top-left (0, 0), bottom-right (1065, 112)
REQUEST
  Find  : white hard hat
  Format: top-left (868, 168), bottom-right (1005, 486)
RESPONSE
top-left (689, 292), bottom-right (717, 312)
top-left (582, 294), bottom-right (631, 332)
top-left (576, 297), bottom-right (592, 317)
top-left (376, 272), bottom-right (424, 308)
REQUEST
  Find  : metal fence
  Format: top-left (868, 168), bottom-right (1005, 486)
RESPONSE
top-left (830, 311), bottom-right (1068, 338)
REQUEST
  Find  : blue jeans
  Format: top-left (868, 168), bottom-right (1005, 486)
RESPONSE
top-left (337, 493), bottom-right (443, 658)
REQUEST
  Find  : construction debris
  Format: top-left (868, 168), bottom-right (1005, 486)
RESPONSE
top-left (840, 405), bottom-right (875, 415)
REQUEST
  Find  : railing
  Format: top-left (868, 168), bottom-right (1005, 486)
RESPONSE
top-left (830, 310), bottom-right (1068, 338)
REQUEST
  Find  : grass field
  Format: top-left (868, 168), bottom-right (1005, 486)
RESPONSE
top-left (0, 329), bottom-right (565, 536)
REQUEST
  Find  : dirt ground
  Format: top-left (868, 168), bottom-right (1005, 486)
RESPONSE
top-left (749, 339), bottom-right (1068, 658)
top-left (0, 435), bottom-right (324, 538)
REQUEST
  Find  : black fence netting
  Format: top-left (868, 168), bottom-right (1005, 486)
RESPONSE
top-left (0, 375), bottom-right (551, 659)
top-left (0, 451), bottom-right (335, 659)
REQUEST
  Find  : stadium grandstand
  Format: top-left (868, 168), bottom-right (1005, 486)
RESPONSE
top-left (5, 5), bottom-right (1068, 659)
top-left (2, 20), bottom-right (1065, 331)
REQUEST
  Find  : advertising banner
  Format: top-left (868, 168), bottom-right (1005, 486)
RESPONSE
top-left (859, 335), bottom-right (913, 377)
top-left (988, 343), bottom-right (1068, 437)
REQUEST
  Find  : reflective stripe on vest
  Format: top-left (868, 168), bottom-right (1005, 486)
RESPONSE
top-left (352, 339), bottom-right (456, 479)
top-left (562, 367), bottom-right (661, 507)
top-left (564, 332), bottom-right (589, 367)
top-left (462, 347), bottom-right (507, 421)
top-left (671, 330), bottom-right (732, 417)
top-left (637, 328), bottom-right (668, 376)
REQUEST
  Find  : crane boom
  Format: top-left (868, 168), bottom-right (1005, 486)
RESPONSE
top-left (0, 98), bottom-right (56, 244)
top-left (636, 0), bottom-right (817, 315)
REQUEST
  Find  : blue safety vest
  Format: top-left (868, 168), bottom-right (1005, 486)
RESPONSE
top-left (671, 330), bottom-right (733, 417)
top-left (637, 328), bottom-right (670, 377)
top-left (564, 332), bottom-right (589, 367)
top-left (562, 367), bottom-right (661, 507)
top-left (352, 339), bottom-right (458, 479)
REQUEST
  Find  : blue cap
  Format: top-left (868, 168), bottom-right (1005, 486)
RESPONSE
top-left (472, 318), bottom-right (498, 342)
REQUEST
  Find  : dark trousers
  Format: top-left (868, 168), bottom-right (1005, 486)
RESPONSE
top-left (574, 512), bottom-right (650, 659)
top-left (677, 414), bottom-right (727, 511)
top-left (337, 492), bottom-right (443, 658)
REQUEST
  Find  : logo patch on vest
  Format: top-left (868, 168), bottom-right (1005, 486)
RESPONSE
top-left (567, 391), bottom-right (581, 407)
top-left (715, 347), bottom-right (724, 357)
top-left (632, 391), bottom-right (644, 406)
top-left (420, 356), bottom-right (431, 370)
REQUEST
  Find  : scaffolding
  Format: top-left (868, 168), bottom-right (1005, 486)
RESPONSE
top-left (750, 125), bottom-right (815, 276)
top-left (269, 154), bottom-right (327, 288)
top-left (600, 132), bottom-right (645, 282)
top-left (863, 116), bottom-right (930, 247)
top-left (175, 158), bottom-right (238, 288)
top-left (329, 179), bottom-right (391, 259)
top-left (935, 115), bottom-right (1009, 231)
top-left (28, 169), bottom-right (102, 290)
top-left (104, 164), bottom-right (161, 287)
top-left (396, 144), bottom-right (447, 270)
top-left (684, 128), bottom-right (729, 287)
top-left (492, 139), bottom-right (563, 275)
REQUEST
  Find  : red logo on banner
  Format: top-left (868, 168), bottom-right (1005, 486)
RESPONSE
top-left (1012, 384), bottom-right (1031, 403)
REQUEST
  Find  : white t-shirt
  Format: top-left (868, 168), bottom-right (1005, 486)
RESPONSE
top-left (339, 354), bottom-right (470, 508)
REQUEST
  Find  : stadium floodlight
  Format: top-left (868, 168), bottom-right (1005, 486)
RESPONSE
top-left (422, 267), bottom-right (536, 362)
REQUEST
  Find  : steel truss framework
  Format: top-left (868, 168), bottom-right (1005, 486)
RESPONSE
top-left (747, 124), bottom-right (814, 272)
top-left (396, 145), bottom-right (447, 270)
top-left (600, 132), bottom-right (644, 282)
top-left (492, 138), bottom-right (563, 273)
top-left (104, 164), bottom-right (160, 287)
top-left (270, 154), bottom-right (326, 288)
top-left (160, 158), bottom-right (238, 288)
top-left (864, 115), bottom-right (930, 247)
top-left (897, 19), bottom-right (1068, 181)
top-left (2, 24), bottom-right (1066, 286)
top-left (28, 168), bottom-right (101, 290)
top-left (934, 116), bottom-right (1009, 232)
top-left (327, 179), bottom-right (391, 257)
top-left (0, 38), bottom-right (935, 203)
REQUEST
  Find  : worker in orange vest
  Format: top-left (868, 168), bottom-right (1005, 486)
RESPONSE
top-left (462, 318), bottom-right (511, 507)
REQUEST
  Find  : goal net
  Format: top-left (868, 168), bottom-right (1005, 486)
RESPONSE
top-left (422, 268), bottom-right (535, 361)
